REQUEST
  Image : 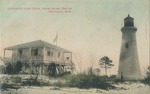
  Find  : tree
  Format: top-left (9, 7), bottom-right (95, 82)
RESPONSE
top-left (94, 68), bottom-right (101, 76)
top-left (6, 63), bottom-right (14, 74)
top-left (99, 56), bottom-right (114, 76)
top-left (87, 67), bottom-right (95, 76)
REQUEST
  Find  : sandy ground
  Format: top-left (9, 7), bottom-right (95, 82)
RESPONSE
top-left (0, 75), bottom-right (149, 94)
top-left (0, 84), bottom-right (149, 94)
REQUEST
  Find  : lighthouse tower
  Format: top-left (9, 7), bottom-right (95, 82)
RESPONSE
top-left (117, 15), bottom-right (142, 80)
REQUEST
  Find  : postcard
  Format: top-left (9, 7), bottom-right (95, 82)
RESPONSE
top-left (0, 0), bottom-right (149, 94)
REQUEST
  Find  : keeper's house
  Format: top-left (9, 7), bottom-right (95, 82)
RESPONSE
top-left (3, 40), bottom-right (74, 76)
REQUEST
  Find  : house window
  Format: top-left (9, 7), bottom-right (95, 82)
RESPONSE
top-left (47, 51), bottom-right (50, 56)
top-left (32, 49), bottom-right (38, 56)
top-left (51, 52), bottom-right (53, 57)
top-left (125, 43), bottom-right (129, 49)
top-left (34, 49), bottom-right (38, 56)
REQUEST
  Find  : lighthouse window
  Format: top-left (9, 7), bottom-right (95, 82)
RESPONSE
top-left (66, 57), bottom-right (70, 60)
top-left (125, 43), bottom-right (129, 48)
top-left (58, 52), bottom-right (60, 58)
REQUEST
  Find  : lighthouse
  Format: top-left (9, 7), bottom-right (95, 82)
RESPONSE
top-left (117, 15), bottom-right (142, 80)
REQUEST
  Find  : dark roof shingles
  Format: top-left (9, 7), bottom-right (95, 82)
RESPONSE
top-left (5, 40), bottom-right (71, 53)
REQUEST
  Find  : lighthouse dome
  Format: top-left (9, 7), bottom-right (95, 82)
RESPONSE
top-left (124, 14), bottom-right (134, 27)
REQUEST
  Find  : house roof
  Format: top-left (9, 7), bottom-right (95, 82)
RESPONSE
top-left (5, 40), bottom-right (71, 53)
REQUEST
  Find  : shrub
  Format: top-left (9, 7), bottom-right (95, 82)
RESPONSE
top-left (1, 83), bottom-right (21, 90)
top-left (106, 75), bottom-right (117, 83)
top-left (1, 83), bottom-right (14, 90)
top-left (21, 77), bottom-right (50, 86)
top-left (5, 64), bottom-right (14, 74)
top-left (65, 73), bottom-right (115, 89)
top-left (142, 66), bottom-right (150, 85)
top-left (10, 76), bottom-right (22, 83)
top-left (15, 61), bottom-right (23, 74)
top-left (52, 81), bottom-right (66, 87)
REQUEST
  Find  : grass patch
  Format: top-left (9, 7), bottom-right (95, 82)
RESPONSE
top-left (1, 83), bottom-right (21, 90)
top-left (21, 76), bottom-right (50, 86)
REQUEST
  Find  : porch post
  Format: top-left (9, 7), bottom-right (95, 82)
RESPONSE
top-left (62, 52), bottom-right (64, 62)
top-left (42, 47), bottom-right (46, 75)
top-left (70, 52), bottom-right (73, 73)
top-left (4, 49), bottom-right (6, 58)
top-left (29, 48), bottom-right (32, 74)
top-left (70, 52), bottom-right (72, 62)
top-left (43, 47), bottom-right (46, 62)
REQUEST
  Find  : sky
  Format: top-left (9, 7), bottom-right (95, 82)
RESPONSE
top-left (0, 0), bottom-right (149, 75)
